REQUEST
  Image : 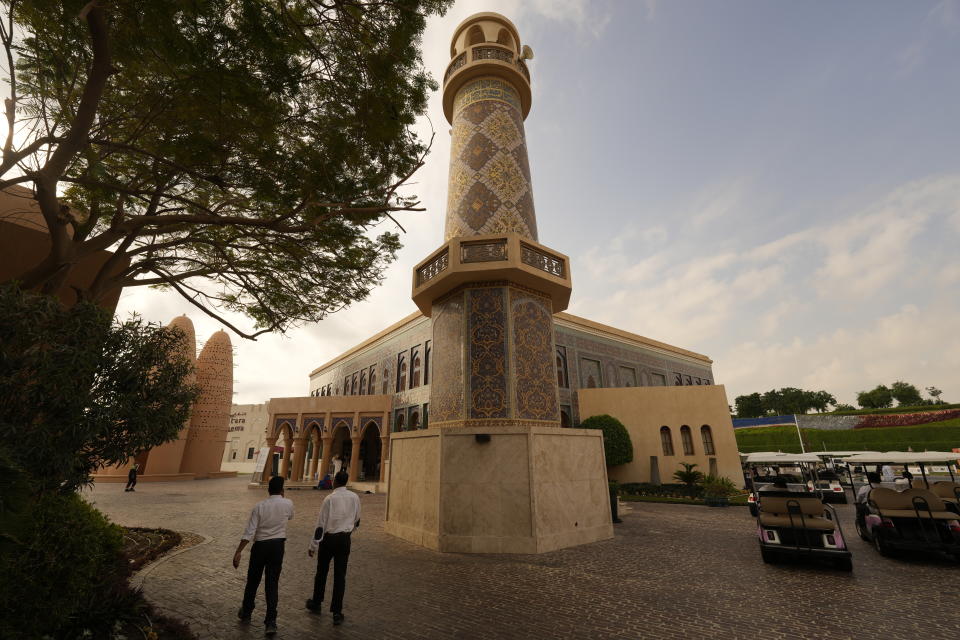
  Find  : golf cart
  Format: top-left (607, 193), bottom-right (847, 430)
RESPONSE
top-left (845, 451), bottom-right (960, 560)
top-left (744, 452), bottom-right (829, 516)
top-left (745, 452), bottom-right (853, 570)
top-left (810, 451), bottom-right (884, 504)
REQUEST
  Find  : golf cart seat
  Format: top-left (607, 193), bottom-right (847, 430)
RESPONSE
top-left (869, 488), bottom-right (956, 520)
top-left (930, 482), bottom-right (960, 503)
top-left (758, 495), bottom-right (835, 531)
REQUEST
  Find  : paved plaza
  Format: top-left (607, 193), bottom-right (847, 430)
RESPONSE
top-left (86, 477), bottom-right (960, 639)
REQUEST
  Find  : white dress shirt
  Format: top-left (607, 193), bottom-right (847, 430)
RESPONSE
top-left (310, 487), bottom-right (361, 551)
top-left (242, 494), bottom-right (294, 542)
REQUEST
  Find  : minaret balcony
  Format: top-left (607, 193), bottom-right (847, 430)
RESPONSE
top-left (411, 232), bottom-right (571, 316)
top-left (442, 43), bottom-right (532, 122)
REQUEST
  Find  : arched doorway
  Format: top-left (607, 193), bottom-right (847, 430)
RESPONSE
top-left (329, 421), bottom-right (351, 477)
top-left (276, 423), bottom-right (294, 479)
top-left (359, 421), bottom-right (381, 482)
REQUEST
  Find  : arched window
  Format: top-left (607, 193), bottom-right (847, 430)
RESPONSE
top-left (368, 367), bottom-right (376, 396)
top-left (424, 341), bottom-right (431, 385)
top-left (395, 413), bottom-right (405, 432)
top-left (701, 425), bottom-right (715, 455)
top-left (660, 426), bottom-right (674, 456)
top-left (359, 371), bottom-right (367, 396)
top-left (410, 411), bottom-right (420, 429)
top-left (680, 425), bottom-right (694, 455)
top-left (352, 372), bottom-right (359, 395)
top-left (411, 353), bottom-right (422, 388)
top-left (397, 357), bottom-right (408, 392)
top-left (382, 368), bottom-right (389, 394)
top-left (586, 375), bottom-right (597, 389)
top-left (496, 28), bottom-right (514, 50)
top-left (467, 24), bottom-right (484, 46)
top-left (556, 347), bottom-right (568, 388)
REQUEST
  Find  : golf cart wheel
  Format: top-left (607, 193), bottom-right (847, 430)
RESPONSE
top-left (873, 531), bottom-right (897, 558)
top-left (854, 518), bottom-right (869, 541)
top-left (759, 544), bottom-right (776, 564)
top-left (834, 557), bottom-right (853, 572)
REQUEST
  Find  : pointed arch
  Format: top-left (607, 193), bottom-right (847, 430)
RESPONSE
top-left (467, 24), bottom-right (485, 46)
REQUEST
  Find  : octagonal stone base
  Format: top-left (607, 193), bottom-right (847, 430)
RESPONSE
top-left (384, 425), bottom-right (613, 554)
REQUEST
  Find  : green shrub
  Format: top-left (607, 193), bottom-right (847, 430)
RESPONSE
top-left (581, 414), bottom-right (633, 467)
top-left (700, 475), bottom-right (738, 498)
top-left (0, 484), bottom-right (128, 639)
top-left (673, 462), bottom-right (704, 488)
top-left (735, 421), bottom-right (960, 454)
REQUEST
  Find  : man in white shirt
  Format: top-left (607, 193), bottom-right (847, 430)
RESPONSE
top-left (233, 475), bottom-right (294, 636)
top-left (305, 470), bottom-right (360, 626)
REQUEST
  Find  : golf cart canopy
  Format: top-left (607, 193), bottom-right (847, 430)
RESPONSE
top-left (744, 452), bottom-right (823, 464)
top-left (843, 452), bottom-right (960, 465)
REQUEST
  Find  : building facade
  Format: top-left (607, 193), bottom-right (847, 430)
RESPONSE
top-left (307, 310), bottom-right (715, 432)
top-left (220, 403), bottom-right (270, 473)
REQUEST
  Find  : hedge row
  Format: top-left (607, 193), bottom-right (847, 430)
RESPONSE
top-left (735, 419), bottom-right (960, 454)
top-left (828, 403), bottom-right (960, 416)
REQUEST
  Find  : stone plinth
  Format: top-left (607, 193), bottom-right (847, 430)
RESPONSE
top-left (384, 426), bottom-right (613, 553)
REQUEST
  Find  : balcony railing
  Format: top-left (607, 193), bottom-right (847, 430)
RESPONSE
top-left (520, 243), bottom-right (564, 278)
top-left (417, 248), bottom-right (449, 286)
top-left (443, 44), bottom-right (529, 86)
top-left (461, 239), bottom-right (507, 263)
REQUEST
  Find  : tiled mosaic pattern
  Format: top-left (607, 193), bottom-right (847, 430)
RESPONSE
top-left (467, 287), bottom-right (509, 418)
top-left (445, 77), bottom-right (538, 242)
top-left (511, 290), bottom-right (559, 421)
top-left (430, 293), bottom-right (465, 423)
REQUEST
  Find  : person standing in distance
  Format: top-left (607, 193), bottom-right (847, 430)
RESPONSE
top-left (233, 475), bottom-right (294, 637)
top-left (305, 470), bottom-right (360, 626)
top-left (124, 463), bottom-right (138, 492)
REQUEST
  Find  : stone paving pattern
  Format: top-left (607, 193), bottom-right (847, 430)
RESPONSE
top-left (86, 478), bottom-right (960, 639)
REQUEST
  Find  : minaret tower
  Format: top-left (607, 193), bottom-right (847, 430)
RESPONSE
top-left (412, 12), bottom-right (572, 429)
top-left (387, 13), bottom-right (612, 554)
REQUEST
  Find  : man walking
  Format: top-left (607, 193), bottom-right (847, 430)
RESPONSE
top-left (124, 463), bottom-right (138, 492)
top-left (305, 470), bottom-right (360, 625)
top-left (233, 476), bottom-right (294, 636)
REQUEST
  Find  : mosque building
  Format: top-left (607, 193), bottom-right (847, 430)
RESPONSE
top-left (261, 12), bottom-right (741, 554)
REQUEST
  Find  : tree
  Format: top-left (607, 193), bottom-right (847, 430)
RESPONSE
top-left (0, 0), bottom-right (452, 338)
top-left (926, 386), bottom-right (944, 404)
top-left (0, 284), bottom-right (198, 493)
top-left (809, 390), bottom-right (837, 413)
top-left (856, 385), bottom-right (893, 410)
top-left (672, 462), bottom-right (703, 488)
top-left (580, 414), bottom-right (633, 467)
top-left (890, 381), bottom-right (923, 407)
top-left (833, 403), bottom-right (856, 412)
top-left (735, 392), bottom-right (765, 418)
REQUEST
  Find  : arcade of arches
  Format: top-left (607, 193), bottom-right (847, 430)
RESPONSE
top-left (264, 395), bottom-right (393, 487)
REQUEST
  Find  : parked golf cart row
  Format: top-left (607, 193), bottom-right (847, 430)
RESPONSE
top-left (742, 451), bottom-right (960, 569)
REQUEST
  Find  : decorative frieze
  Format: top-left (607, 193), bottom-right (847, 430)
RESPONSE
top-left (461, 239), bottom-right (508, 263)
top-left (520, 243), bottom-right (564, 277)
top-left (417, 248), bottom-right (449, 286)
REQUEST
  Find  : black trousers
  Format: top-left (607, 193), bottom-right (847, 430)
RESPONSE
top-left (242, 538), bottom-right (285, 623)
top-left (312, 532), bottom-right (351, 613)
top-left (125, 475), bottom-right (136, 490)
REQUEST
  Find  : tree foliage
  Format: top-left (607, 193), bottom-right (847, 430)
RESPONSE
top-left (0, 0), bottom-right (452, 337)
top-left (856, 384), bottom-right (893, 409)
top-left (581, 414), bottom-right (634, 467)
top-left (890, 380), bottom-right (923, 406)
top-left (926, 386), bottom-right (944, 404)
top-left (0, 284), bottom-right (198, 493)
top-left (734, 388), bottom-right (836, 417)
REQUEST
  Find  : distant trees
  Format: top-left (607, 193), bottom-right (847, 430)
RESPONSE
top-left (735, 381), bottom-right (948, 417)
top-left (733, 388), bottom-right (836, 418)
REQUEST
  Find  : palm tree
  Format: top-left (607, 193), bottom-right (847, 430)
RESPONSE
top-left (673, 462), bottom-right (704, 490)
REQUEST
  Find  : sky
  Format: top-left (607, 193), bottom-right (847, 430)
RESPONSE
top-left (115, 0), bottom-right (960, 408)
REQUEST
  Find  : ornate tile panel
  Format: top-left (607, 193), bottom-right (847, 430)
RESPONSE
top-left (445, 77), bottom-right (538, 242)
top-left (430, 293), bottom-right (465, 422)
top-left (467, 287), bottom-right (508, 419)
top-left (511, 289), bottom-right (559, 421)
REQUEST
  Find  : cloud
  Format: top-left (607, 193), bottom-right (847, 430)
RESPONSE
top-left (573, 173), bottom-right (960, 403)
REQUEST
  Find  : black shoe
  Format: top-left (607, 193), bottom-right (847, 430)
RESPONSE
top-left (265, 622), bottom-right (277, 636)
top-left (333, 613), bottom-right (344, 626)
top-left (238, 608), bottom-right (251, 623)
top-left (305, 598), bottom-right (322, 613)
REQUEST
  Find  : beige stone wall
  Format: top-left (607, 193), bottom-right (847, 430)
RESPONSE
top-left (385, 426), bottom-right (612, 553)
top-left (577, 385), bottom-right (744, 488)
top-left (221, 403), bottom-right (270, 472)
